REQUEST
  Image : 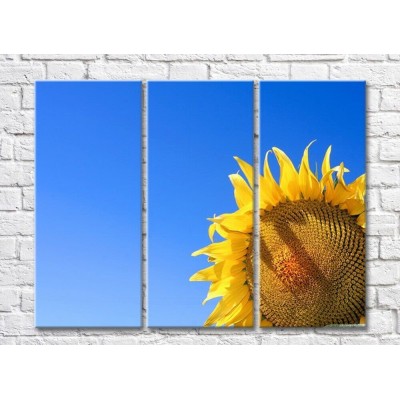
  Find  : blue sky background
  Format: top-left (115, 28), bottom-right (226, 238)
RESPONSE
top-left (36, 81), bottom-right (142, 327)
top-left (148, 82), bottom-right (253, 327)
top-left (260, 82), bottom-right (365, 183)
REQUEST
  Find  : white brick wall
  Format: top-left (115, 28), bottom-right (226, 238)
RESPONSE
top-left (0, 54), bottom-right (399, 345)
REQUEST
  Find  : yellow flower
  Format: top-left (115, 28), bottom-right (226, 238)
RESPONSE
top-left (191, 142), bottom-right (365, 327)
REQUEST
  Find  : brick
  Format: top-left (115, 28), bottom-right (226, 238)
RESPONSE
top-left (101, 336), bottom-right (139, 345)
top-left (0, 86), bottom-right (20, 110)
top-left (380, 335), bottom-right (400, 344)
top-left (261, 335), bottom-right (289, 345)
top-left (22, 54), bottom-right (99, 60)
top-left (210, 63), bottom-right (259, 79)
top-left (0, 263), bottom-right (33, 286)
top-left (89, 63), bottom-right (168, 80)
top-left (19, 238), bottom-right (34, 261)
top-left (0, 162), bottom-right (34, 187)
top-left (22, 86), bottom-right (35, 109)
top-left (227, 54), bottom-right (264, 61)
top-left (381, 238), bottom-right (400, 259)
top-left (381, 188), bottom-right (400, 211)
top-left (0, 237), bottom-right (16, 259)
top-left (381, 140), bottom-right (400, 160)
top-left (146, 54), bottom-right (225, 61)
top-left (20, 289), bottom-right (34, 312)
top-left (286, 335), bottom-right (340, 345)
top-left (366, 236), bottom-right (379, 260)
top-left (366, 138), bottom-right (379, 162)
top-left (0, 63), bottom-right (44, 84)
top-left (47, 62), bottom-right (86, 80)
top-left (366, 310), bottom-right (393, 334)
top-left (291, 64), bottom-right (329, 80)
top-left (0, 188), bottom-right (21, 210)
top-left (381, 89), bottom-right (400, 111)
top-left (367, 89), bottom-right (380, 112)
top-left (366, 286), bottom-right (376, 308)
top-left (368, 113), bottom-right (400, 137)
top-left (0, 162), bottom-right (35, 187)
top-left (0, 111), bottom-right (34, 134)
top-left (170, 63), bottom-right (208, 80)
top-left (14, 137), bottom-right (34, 161)
top-left (0, 211), bottom-right (33, 235)
top-left (0, 54), bottom-right (19, 61)
top-left (259, 64), bottom-right (289, 79)
top-left (0, 137), bottom-right (13, 160)
top-left (217, 336), bottom-right (258, 345)
top-left (106, 54), bottom-right (144, 61)
top-left (378, 287), bottom-right (400, 308)
top-left (22, 187), bottom-right (34, 210)
top-left (366, 188), bottom-right (379, 211)
top-left (368, 164), bottom-right (399, 186)
top-left (18, 336), bottom-right (99, 345)
top-left (367, 214), bottom-right (396, 236)
top-left (0, 337), bottom-right (17, 344)
top-left (0, 313), bottom-right (37, 335)
top-left (0, 288), bottom-right (19, 311)
top-left (332, 64), bottom-right (400, 85)
top-left (348, 54), bottom-right (387, 62)
top-left (331, 64), bottom-right (400, 85)
top-left (368, 262), bottom-right (399, 285)
top-left (341, 336), bottom-right (379, 344)
top-left (269, 54), bottom-right (344, 62)
top-left (211, 63), bottom-right (289, 79)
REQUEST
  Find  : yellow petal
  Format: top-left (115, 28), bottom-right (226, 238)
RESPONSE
top-left (216, 297), bottom-right (253, 327)
top-left (348, 174), bottom-right (366, 197)
top-left (330, 163), bottom-right (353, 206)
top-left (234, 311), bottom-right (253, 327)
top-left (340, 198), bottom-right (365, 215)
top-left (192, 238), bottom-right (248, 257)
top-left (357, 212), bottom-right (366, 229)
top-left (208, 222), bottom-right (216, 242)
top-left (299, 141), bottom-right (322, 200)
top-left (229, 173), bottom-right (253, 208)
top-left (260, 317), bottom-right (273, 327)
top-left (202, 272), bottom-right (247, 304)
top-left (322, 145), bottom-right (336, 200)
top-left (210, 211), bottom-right (253, 234)
top-left (234, 156), bottom-right (254, 188)
top-left (262, 151), bottom-right (285, 206)
top-left (272, 147), bottom-right (300, 200)
top-left (189, 260), bottom-right (245, 282)
top-left (204, 284), bottom-right (249, 326)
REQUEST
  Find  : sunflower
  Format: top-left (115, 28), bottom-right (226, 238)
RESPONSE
top-left (190, 142), bottom-right (365, 327)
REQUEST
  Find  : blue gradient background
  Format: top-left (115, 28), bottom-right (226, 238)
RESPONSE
top-left (260, 82), bottom-right (366, 182)
top-left (36, 81), bottom-right (142, 327)
top-left (148, 82), bottom-right (253, 327)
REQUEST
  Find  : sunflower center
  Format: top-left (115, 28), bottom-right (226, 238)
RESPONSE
top-left (246, 200), bottom-right (365, 327)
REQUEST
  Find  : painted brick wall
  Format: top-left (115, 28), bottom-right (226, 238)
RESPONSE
top-left (0, 54), bottom-right (399, 345)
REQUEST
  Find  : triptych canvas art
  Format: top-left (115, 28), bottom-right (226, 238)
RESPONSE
top-left (35, 80), bottom-right (366, 328)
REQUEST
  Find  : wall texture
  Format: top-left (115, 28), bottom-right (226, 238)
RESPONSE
top-left (0, 54), bottom-right (399, 345)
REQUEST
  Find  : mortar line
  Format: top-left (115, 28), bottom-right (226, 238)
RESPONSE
top-left (253, 81), bottom-right (261, 332)
top-left (141, 80), bottom-right (148, 330)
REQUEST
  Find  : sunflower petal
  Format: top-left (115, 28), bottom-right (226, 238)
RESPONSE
top-left (261, 151), bottom-right (285, 206)
top-left (204, 284), bottom-right (249, 326)
top-left (208, 222), bottom-right (217, 242)
top-left (299, 141), bottom-right (322, 200)
top-left (272, 147), bottom-right (300, 200)
top-left (234, 156), bottom-right (254, 188)
top-left (229, 173), bottom-right (253, 208)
